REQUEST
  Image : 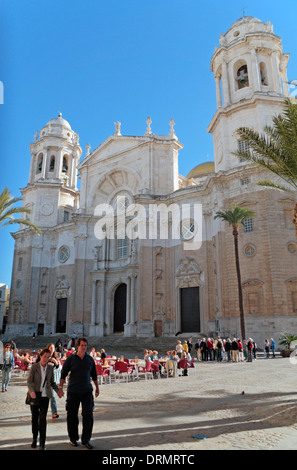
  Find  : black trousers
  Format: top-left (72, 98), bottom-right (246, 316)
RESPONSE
top-left (30, 395), bottom-right (49, 446)
top-left (66, 390), bottom-right (94, 443)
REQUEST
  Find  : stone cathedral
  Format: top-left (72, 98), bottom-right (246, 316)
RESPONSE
top-left (7, 16), bottom-right (297, 344)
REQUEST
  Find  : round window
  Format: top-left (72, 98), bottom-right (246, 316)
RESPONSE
top-left (243, 244), bottom-right (256, 257)
top-left (181, 220), bottom-right (196, 240)
top-left (287, 242), bottom-right (297, 254)
top-left (58, 246), bottom-right (70, 263)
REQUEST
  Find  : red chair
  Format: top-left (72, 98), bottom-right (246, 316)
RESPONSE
top-left (177, 358), bottom-right (189, 376)
top-left (114, 361), bottom-right (134, 382)
top-left (17, 361), bottom-right (30, 375)
top-left (151, 360), bottom-right (161, 378)
top-left (137, 361), bottom-right (153, 380)
top-left (13, 360), bottom-right (23, 373)
top-left (96, 364), bottom-right (111, 384)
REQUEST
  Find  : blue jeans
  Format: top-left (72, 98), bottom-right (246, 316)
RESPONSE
top-left (2, 365), bottom-right (12, 390)
top-left (50, 368), bottom-right (61, 415)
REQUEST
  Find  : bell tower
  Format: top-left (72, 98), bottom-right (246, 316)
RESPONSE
top-left (207, 16), bottom-right (290, 172)
top-left (21, 113), bottom-right (82, 228)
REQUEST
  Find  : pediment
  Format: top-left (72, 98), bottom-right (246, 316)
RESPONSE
top-left (78, 135), bottom-right (148, 170)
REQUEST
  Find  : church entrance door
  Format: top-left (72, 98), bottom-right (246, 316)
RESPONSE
top-left (56, 298), bottom-right (67, 333)
top-left (114, 284), bottom-right (127, 333)
top-left (180, 287), bottom-right (200, 332)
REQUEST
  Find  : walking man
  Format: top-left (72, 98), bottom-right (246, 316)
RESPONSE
top-left (58, 337), bottom-right (99, 449)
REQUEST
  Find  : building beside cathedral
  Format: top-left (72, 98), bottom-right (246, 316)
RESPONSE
top-left (7, 16), bottom-right (297, 344)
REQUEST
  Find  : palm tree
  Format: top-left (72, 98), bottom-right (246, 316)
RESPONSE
top-left (0, 187), bottom-right (41, 234)
top-left (214, 203), bottom-right (255, 340)
top-left (233, 97), bottom-right (297, 238)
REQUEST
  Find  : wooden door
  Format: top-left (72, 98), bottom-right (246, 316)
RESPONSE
top-left (180, 287), bottom-right (200, 332)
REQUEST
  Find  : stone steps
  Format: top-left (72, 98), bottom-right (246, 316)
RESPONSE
top-left (2, 333), bottom-right (279, 358)
top-left (1, 333), bottom-right (197, 357)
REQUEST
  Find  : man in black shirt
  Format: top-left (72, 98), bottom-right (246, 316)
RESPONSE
top-left (58, 337), bottom-right (99, 449)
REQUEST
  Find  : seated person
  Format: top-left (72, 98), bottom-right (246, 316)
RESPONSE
top-left (90, 347), bottom-right (97, 359)
top-left (100, 349), bottom-right (107, 360)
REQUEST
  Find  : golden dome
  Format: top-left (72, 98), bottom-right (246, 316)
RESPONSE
top-left (187, 161), bottom-right (215, 179)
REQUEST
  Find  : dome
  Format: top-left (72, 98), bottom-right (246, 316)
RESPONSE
top-left (224, 16), bottom-right (269, 39)
top-left (187, 161), bottom-right (215, 179)
top-left (230, 16), bottom-right (263, 29)
top-left (47, 113), bottom-right (72, 130)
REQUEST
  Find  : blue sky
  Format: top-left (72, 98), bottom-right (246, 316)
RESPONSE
top-left (0, 0), bottom-right (296, 287)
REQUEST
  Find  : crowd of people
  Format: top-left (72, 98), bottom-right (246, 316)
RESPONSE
top-left (0, 334), bottom-right (279, 449)
top-left (183, 337), bottom-right (276, 363)
top-left (1, 335), bottom-right (278, 394)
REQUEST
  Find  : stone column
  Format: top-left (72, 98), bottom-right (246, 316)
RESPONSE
top-left (280, 66), bottom-right (290, 97)
top-left (131, 274), bottom-right (136, 324)
top-left (55, 148), bottom-right (63, 180)
top-left (41, 147), bottom-right (48, 179)
top-left (29, 153), bottom-right (36, 184)
top-left (91, 280), bottom-right (97, 325)
top-left (251, 48), bottom-right (261, 92)
top-left (271, 51), bottom-right (282, 94)
top-left (222, 60), bottom-right (230, 106)
top-left (99, 280), bottom-right (105, 326)
top-left (215, 75), bottom-right (222, 107)
top-left (68, 154), bottom-right (73, 188)
top-left (126, 276), bottom-right (131, 325)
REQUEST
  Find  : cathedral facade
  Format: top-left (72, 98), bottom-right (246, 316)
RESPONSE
top-left (7, 17), bottom-right (297, 344)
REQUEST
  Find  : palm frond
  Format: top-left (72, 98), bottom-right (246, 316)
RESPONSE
top-left (0, 187), bottom-right (41, 235)
top-left (0, 206), bottom-right (31, 223)
top-left (257, 179), bottom-right (296, 193)
top-left (1, 218), bottom-right (41, 234)
top-left (232, 98), bottom-right (297, 195)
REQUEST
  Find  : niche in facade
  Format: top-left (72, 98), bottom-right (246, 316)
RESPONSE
top-left (49, 156), bottom-right (55, 171)
top-left (259, 62), bottom-right (268, 86)
top-left (235, 63), bottom-right (249, 90)
top-left (36, 153), bottom-right (43, 173)
top-left (62, 155), bottom-right (69, 174)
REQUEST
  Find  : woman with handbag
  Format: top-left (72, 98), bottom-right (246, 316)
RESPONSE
top-left (2, 343), bottom-right (15, 392)
top-left (27, 348), bottom-right (60, 450)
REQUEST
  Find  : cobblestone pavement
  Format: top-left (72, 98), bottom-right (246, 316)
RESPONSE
top-left (1, 356), bottom-right (297, 451)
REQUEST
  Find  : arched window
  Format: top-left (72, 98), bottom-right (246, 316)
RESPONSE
top-left (113, 193), bottom-right (131, 214)
top-left (259, 62), bottom-right (268, 86)
top-left (49, 156), bottom-right (55, 171)
top-left (235, 63), bottom-right (249, 90)
top-left (62, 155), bottom-right (69, 174)
top-left (36, 153), bottom-right (43, 173)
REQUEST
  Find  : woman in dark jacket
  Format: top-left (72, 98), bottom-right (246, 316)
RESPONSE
top-left (27, 348), bottom-right (59, 449)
